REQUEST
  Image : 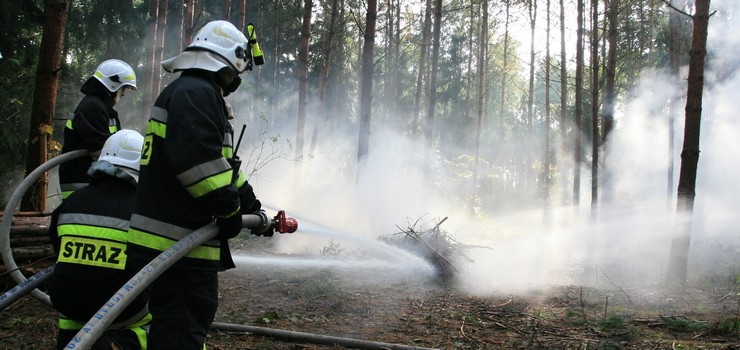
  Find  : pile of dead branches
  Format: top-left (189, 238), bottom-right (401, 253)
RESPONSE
top-left (383, 216), bottom-right (470, 283)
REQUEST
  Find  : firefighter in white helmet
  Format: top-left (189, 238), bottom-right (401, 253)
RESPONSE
top-left (126, 20), bottom-right (270, 349)
top-left (59, 59), bottom-right (137, 200)
top-left (49, 130), bottom-right (150, 350)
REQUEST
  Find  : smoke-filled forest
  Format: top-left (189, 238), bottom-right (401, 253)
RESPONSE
top-left (1, 1), bottom-right (739, 348)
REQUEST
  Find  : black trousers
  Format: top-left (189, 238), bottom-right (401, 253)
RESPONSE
top-left (145, 265), bottom-right (219, 350)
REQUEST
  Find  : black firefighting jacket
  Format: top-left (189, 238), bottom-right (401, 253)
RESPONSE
top-left (58, 78), bottom-right (120, 200)
top-left (48, 164), bottom-right (148, 328)
top-left (127, 70), bottom-right (242, 271)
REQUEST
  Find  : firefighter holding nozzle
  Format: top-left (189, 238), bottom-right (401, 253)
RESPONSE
top-left (49, 130), bottom-right (150, 350)
top-left (125, 20), bottom-right (270, 349)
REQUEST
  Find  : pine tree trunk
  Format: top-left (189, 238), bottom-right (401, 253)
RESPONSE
top-left (412, 0), bottom-right (432, 136)
top-left (590, 0), bottom-right (599, 212)
top-left (574, 0), bottom-right (585, 206)
top-left (357, 0), bottom-right (377, 176)
top-left (559, 0), bottom-right (568, 205)
top-left (423, 0), bottom-right (442, 174)
top-left (296, 0), bottom-right (312, 163)
top-left (667, 0), bottom-right (711, 290)
top-left (21, 0), bottom-right (69, 211)
top-left (309, 0), bottom-right (339, 157)
top-left (472, 0), bottom-right (488, 210)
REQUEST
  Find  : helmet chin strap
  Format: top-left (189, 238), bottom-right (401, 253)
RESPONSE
top-left (112, 89), bottom-right (121, 106)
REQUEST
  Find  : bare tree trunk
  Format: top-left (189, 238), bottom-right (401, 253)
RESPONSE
top-left (464, 0), bottom-right (475, 130)
top-left (153, 0), bottom-right (168, 96)
top-left (21, 0), bottom-right (69, 211)
top-left (177, 0), bottom-right (185, 52)
top-left (559, 0), bottom-right (568, 204)
top-left (423, 0), bottom-right (442, 174)
top-left (223, 0), bottom-right (231, 20)
top-left (184, 0), bottom-right (195, 46)
top-left (144, 0), bottom-right (159, 130)
top-left (357, 0), bottom-right (377, 178)
top-left (412, 0), bottom-right (432, 136)
top-left (239, 0), bottom-right (247, 30)
top-left (472, 0), bottom-right (488, 210)
top-left (574, 0), bottom-right (584, 206)
top-left (601, 0), bottom-right (618, 203)
top-left (309, 0), bottom-right (339, 158)
top-left (667, 0), bottom-right (711, 290)
top-left (590, 0), bottom-right (599, 213)
top-left (272, 1), bottom-right (281, 116)
top-left (667, 0), bottom-right (690, 200)
top-left (499, 0), bottom-right (510, 143)
top-left (544, 0), bottom-right (552, 214)
top-left (296, 0), bottom-right (312, 163)
top-left (527, 0), bottom-right (537, 132)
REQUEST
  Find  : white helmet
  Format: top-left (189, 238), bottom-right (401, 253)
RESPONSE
top-left (99, 130), bottom-right (144, 178)
top-left (93, 59), bottom-right (137, 92)
top-left (187, 20), bottom-right (250, 74)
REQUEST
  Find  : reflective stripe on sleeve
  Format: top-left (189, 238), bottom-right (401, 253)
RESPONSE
top-left (176, 158), bottom-right (233, 199)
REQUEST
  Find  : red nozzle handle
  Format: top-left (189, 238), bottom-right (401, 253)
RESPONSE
top-left (275, 210), bottom-right (298, 234)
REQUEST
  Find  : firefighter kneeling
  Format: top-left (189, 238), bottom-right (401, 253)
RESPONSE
top-left (48, 130), bottom-right (150, 350)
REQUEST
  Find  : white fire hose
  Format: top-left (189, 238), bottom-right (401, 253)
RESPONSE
top-left (0, 150), bottom-right (87, 305)
top-left (64, 213), bottom-right (280, 349)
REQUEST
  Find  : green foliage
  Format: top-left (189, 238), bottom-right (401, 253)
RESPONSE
top-left (254, 310), bottom-right (279, 324)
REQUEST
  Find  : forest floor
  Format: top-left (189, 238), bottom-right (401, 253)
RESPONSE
top-left (1, 236), bottom-right (739, 350)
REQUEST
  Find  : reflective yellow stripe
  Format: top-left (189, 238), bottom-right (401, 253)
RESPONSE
top-left (184, 171), bottom-right (232, 198)
top-left (59, 317), bottom-right (84, 330)
top-left (57, 224), bottom-right (128, 242)
top-left (131, 313), bottom-right (151, 349)
top-left (57, 236), bottom-right (127, 269)
top-left (65, 119), bottom-right (74, 130)
top-left (128, 228), bottom-right (220, 261)
top-left (61, 190), bottom-right (73, 200)
top-left (235, 171), bottom-right (247, 188)
top-left (108, 125), bottom-right (119, 133)
top-left (146, 119), bottom-right (166, 139)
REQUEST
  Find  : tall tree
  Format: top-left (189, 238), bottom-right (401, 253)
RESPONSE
top-left (296, 0), bottom-right (312, 164)
top-left (601, 0), bottom-right (618, 202)
top-left (21, 0), bottom-right (69, 211)
top-left (590, 0), bottom-right (599, 212)
top-left (667, 0), bottom-right (691, 199)
top-left (412, 0), bottom-right (432, 136)
top-left (499, 0), bottom-right (511, 143)
top-left (153, 0), bottom-right (168, 96)
top-left (666, 0), bottom-right (711, 290)
top-left (472, 0), bottom-right (488, 209)
top-left (143, 0), bottom-right (160, 129)
top-left (424, 0), bottom-right (442, 173)
top-left (357, 0), bottom-right (377, 177)
top-left (559, 0), bottom-right (568, 204)
top-left (573, 0), bottom-right (585, 206)
top-left (544, 0), bottom-right (552, 211)
top-left (309, 0), bottom-right (339, 157)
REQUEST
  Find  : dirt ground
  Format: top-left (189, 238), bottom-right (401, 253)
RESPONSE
top-left (1, 237), bottom-right (739, 350)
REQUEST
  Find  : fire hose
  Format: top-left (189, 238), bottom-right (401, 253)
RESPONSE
top-left (64, 212), bottom-right (297, 350)
top-left (1, 152), bottom-right (435, 349)
top-left (0, 150), bottom-right (88, 306)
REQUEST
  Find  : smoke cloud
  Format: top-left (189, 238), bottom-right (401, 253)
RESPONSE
top-left (226, 0), bottom-right (740, 295)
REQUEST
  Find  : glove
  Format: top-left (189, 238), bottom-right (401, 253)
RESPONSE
top-left (216, 213), bottom-right (242, 240)
top-left (238, 181), bottom-right (262, 214)
top-left (249, 210), bottom-right (275, 237)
